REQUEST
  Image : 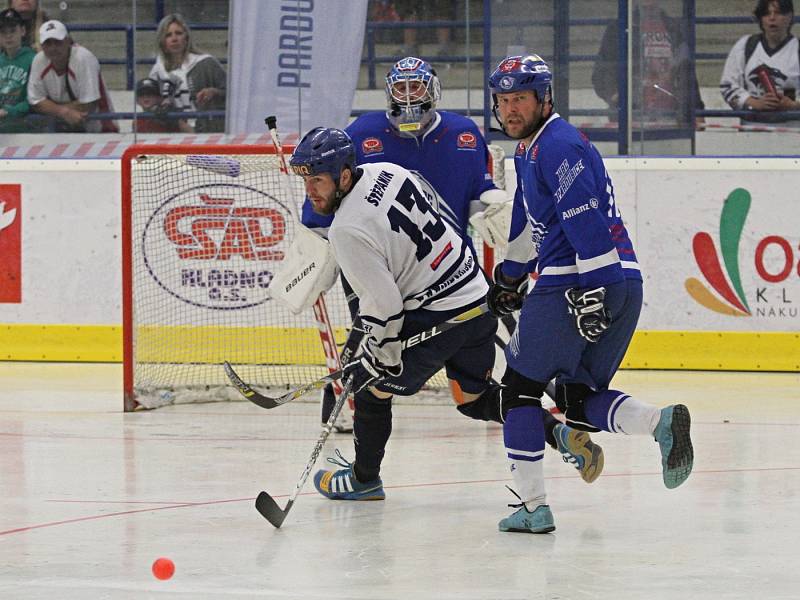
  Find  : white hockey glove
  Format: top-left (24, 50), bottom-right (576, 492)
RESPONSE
top-left (565, 287), bottom-right (611, 343)
top-left (269, 224), bottom-right (339, 314)
top-left (469, 192), bottom-right (512, 249)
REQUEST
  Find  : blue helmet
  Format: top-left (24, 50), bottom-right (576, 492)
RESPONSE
top-left (290, 127), bottom-right (356, 183)
top-left (488, 54), bottom-right (553, 102)
top-left (385, 56), bottom-right (441, 135)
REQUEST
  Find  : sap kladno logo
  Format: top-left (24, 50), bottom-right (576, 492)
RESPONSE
top-left (685, 188), bottom-right (798, 318)
top-left (142, 186), bottom-right (293, 310)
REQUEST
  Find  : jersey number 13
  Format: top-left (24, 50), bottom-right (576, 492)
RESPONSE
top-left (387, 178), bottom-right (446, 261)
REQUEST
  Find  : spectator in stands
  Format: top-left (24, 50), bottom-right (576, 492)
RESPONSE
top-left (134, 76), bottom-right (192, 134)
top-left (720, 0), bottom-right (800, 123)
top-left (149, 13), bottom-right (226, 133)
top-left (369, 0), bottom-right (401, 45)
top-left (27, 20), bottom-right (117, 133)
top-left (592, 0), bottom-right (705, 126)
top-left (6, 0), bottom-right (47, 51)
top-left (0, 8), bottom-right (34, 132)
top-left (392, 1), bottom-right (458, 58)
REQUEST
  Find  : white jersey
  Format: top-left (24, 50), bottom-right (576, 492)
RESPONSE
top-left (329, 162), bottom-right (488, 370)
top-left (720, 34), bottom-right (800, 110)
top-left (149, 52), bottom-right (215, 111)
top-left (27, 44), bottom-right (114, 133)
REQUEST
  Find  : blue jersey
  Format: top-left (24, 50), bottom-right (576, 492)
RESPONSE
top-left (503, 114), bottom-right (641, 289)
top-left (301, 110), bottom-right (496, 237)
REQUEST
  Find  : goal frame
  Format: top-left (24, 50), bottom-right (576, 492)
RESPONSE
top-left (121, 142), bottom-right (501, 412)
top-left (121, 144), bottom-right (290, 411)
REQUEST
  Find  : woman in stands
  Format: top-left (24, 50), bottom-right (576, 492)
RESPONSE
top-left (6, 0), bottom-right (47, 51)
top-left (149, 13), bottom-right (226, 133)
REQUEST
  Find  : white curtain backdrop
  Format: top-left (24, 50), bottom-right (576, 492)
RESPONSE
top-left (227, 0), bottom-right (368, 138)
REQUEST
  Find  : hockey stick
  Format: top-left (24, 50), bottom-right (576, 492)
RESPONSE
top-left (255, 377), bottom-right (354, 528)
top-left (224, 301), bottom-right (491, 410)
top-left (265, 115), bottom-right (349, 402)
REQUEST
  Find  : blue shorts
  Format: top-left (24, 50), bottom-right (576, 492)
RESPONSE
top-left (506, 279), bottom-right (642, 391)
top-left (375, 304), bottom-right (497, 396)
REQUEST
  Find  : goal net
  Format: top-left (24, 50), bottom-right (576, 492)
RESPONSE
top-left (122, 144), bottom-right (501, 411)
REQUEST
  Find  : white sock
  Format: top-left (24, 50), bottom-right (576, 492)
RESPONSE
top-left (509, 457), bottom-right (546, 508)
top-left (613, 396), bottom-right (662, 435)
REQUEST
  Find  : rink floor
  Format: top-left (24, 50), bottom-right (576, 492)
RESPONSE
top-left (1, 363), bottom-right (799, 600)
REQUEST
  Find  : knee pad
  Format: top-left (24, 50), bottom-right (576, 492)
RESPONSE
top-left (456, 381), bottom-right (502, 423)
top-left (561, 383), bottom-right (601, 433)
top-left (499, 368), bottom-right (546, 420)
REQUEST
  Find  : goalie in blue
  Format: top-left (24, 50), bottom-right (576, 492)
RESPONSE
top-left (486, 54), bottom-right (694, 533)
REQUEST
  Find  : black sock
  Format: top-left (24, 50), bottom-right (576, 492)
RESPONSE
top-left (353, 389), bottom-right (392, 482)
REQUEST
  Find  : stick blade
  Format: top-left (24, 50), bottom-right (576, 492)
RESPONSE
top-left (255, 491), bottom-right (289, 528)
top-left (223, 362), bottom-right (279, 409)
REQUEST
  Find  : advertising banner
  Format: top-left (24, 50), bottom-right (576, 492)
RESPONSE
top-left (227, 0), bottom-right (368, 137)
top-left (1, 158), bottom-right (797, 338)
top-left (0, 184), bottom-right (21, 304)
top-left (628, 162), bottom-right (799, 332)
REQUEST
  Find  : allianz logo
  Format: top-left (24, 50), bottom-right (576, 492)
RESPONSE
top-left (561, 198), bottom-right (598, 220)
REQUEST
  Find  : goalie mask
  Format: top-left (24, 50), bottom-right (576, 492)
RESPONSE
top-left (385, 57), bottom-right (441, 136)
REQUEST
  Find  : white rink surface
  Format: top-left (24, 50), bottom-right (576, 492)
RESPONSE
top-left (1, 363), bottom-right (799, 600)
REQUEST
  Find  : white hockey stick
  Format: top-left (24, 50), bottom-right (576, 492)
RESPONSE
top-left (264, 116), bottom-right (353, 413)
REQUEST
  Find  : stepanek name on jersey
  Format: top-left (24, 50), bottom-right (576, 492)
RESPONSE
top-left (365, 170), bottom-right (394, 206)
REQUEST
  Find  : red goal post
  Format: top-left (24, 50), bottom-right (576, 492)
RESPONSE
top-left (121, 143), bottom-right (502, 411)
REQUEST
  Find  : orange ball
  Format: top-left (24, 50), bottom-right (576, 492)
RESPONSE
top-left (151, 557), bottom-right (175, 580)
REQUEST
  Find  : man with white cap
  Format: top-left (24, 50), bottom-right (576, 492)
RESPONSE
top-left (27, 19), bottom-right (116, 132)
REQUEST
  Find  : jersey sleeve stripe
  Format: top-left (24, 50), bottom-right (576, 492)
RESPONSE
top-left (576, 247), bottom-right (621, 273)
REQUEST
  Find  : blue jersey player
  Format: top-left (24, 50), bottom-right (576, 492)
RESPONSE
top-left (484, 55), bottom-right (694, 533)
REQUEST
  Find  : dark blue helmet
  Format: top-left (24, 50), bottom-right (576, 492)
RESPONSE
top-left (290, 127), bottom-right (356, 183)
top-left (488, 54), bottom-right (553, 102)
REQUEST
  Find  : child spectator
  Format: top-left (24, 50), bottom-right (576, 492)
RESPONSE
top-left (0, 7), bottom-right (35, 132)
top-left (720, 0), bottom-right (800, 123)
top-left (149, 13), bottom-right (226, 133)
top-left (134, 76), bottom-right (191, 133)
top-left (27, 19), bottom-right (117, 132)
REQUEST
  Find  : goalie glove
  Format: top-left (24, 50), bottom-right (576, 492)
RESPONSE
top-left (565, 287), bottom-right (611, 343)
top-left (469, 191), bottom-right (512, 249)
top-left (487, 262), bottom-right (528, 316)
top-left (343, 352), bottom-right (402, 394)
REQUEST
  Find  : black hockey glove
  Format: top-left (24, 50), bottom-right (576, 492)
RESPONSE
top-left (343, 353), bottom-right (401, 394)
top-left (487, 262), bottom-right (528, 316)
top-left (565, 286), bottom-right (611, 343)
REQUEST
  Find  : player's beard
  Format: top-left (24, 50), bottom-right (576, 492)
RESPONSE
top-left (311, 189), bottom-right (343, 216)
top-left (505, 103), bottom-right (547, 141)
